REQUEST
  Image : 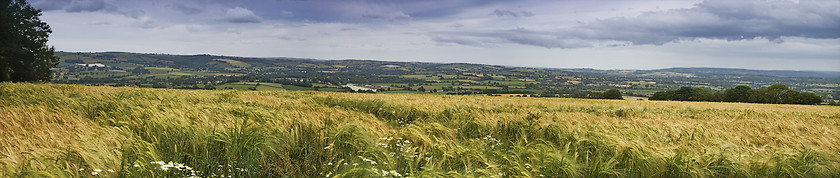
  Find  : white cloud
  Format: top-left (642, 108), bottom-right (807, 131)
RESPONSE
top-left (222, 7), bottom-right (263, 23)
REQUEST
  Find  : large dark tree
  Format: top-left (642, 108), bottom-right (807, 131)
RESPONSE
top-left (0, 0), bottom-right (58, 82)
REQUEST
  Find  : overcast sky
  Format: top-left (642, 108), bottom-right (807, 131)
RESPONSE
top-left (32, 0), bottom-right (840, 71)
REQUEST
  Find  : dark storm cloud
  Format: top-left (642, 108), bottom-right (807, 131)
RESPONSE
top-left (32, 0), bottom-right (145, 19)
top-left (361, 11), bottom-right (412, 22)
top-left (493, 9), bottom-right (535, 18)
top-left (31, 0), bottom-right (65, 11)
top-left (65, 0), bottom-right (116, 12)
top-left (433, 28), bottom-right (594, 48)
top-left (436, 0), bottom-right (840, 48)
top-left (234, 0), bottom-right (509, 23)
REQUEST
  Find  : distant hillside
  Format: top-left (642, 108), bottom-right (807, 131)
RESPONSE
top-left (57, 52), bottom-right (836, 78)
top-left (52, 51), bottom-right (839, 103)
top-left (656, 67), bottom-right (840, 78)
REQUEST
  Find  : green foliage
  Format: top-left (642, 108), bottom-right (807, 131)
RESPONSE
top-left (131, 66), bottom-right (150, 74)
top-left (588, 89), bottom-right (623, 99)
top-left (0, 0), bottom-right (59, 82)
top-left (724, 86), bottom-right (752, 103)
top-left (650, 87), bottom-right (721, 102)
top-left (652, 84), bottom-right (822, 105)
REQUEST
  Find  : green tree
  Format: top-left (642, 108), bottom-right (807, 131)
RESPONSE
top-left (587, 91), bottom-right (603, 99)
top-left (766, 84), bottom-right (791, 104)
top-left (132, 66), bottom-right (150, 74)
top-left (602, 89), bottom-right (623, 99)
top-left (0, 0), bottom-right (58, 82)
top-left (649, 90), bottom-right (674, 101)
top-left (588, 89), bottom-right (623, 99)
top-left (724, 86), bottom-right (752, 102)
top-left (792, 92), bottom-right (822, 105)
top-left (674, 87), bottom-right (695, 101)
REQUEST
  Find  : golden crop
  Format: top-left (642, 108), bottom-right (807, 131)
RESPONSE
top-left (1, 83), bottom-right (838, 177)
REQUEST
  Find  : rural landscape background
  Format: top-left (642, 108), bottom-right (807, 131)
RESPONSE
top-left (2, 0), bottom-right (840, 177)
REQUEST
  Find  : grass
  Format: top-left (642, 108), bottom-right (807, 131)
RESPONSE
top-left (1, 83), bottom-right (839, 177)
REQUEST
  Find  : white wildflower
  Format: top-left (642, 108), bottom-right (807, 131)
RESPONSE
top-left (390, 170), bottom-right (402, 177)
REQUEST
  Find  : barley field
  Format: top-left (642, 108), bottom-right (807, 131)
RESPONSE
top-left (1, 83), bottom-right (838, 177)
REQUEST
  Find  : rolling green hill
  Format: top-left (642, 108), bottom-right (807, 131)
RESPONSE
top-left (2, 83), bottom-right (839, 177)
top-left (52, 52), bottom-right (839, 104)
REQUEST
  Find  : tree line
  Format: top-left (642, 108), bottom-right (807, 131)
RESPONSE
top-left (649, 84), bottom-right (822, 105)
top-left (587, 89), bottom-right (623, 99)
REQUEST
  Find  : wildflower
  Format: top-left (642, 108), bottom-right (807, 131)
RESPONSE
top-left (390, 170), bottom-right (402, 177)
top-left (92, 171), bottom-right (98, 175)
top-left (79, 168), bottom-right (85, 171)
top-left (108, 169), bottom-right (115, 173)
top-left (133, 164), bottom-right (140, 167)
top-left (94, 168), bottom-right (102, 172)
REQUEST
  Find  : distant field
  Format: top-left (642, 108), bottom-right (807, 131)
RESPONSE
top-left (1, 83), bottom-right (839, 177)
top-left (215, 59), bottom-right (252, 67)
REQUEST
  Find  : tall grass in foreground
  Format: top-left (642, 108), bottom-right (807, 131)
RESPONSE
top-left (1, 83), bottom-right (839, 177)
